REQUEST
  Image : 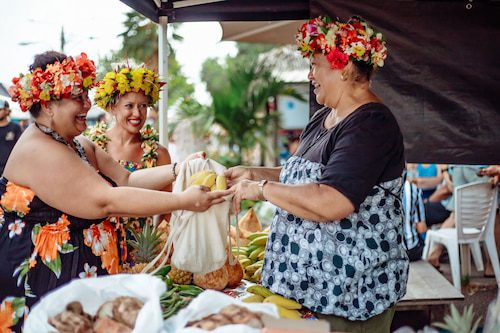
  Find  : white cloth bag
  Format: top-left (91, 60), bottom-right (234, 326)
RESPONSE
top-left (166, 158), bottom-right (232, 274)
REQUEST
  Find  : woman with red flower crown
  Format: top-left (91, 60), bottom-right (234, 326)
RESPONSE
top-left (0, 51), bottom-right (231, 331)
top-left (227, 16), bottom-right (408, 332)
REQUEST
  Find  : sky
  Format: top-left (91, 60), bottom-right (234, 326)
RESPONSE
top-left (0, 0), bottom-right (237, 105)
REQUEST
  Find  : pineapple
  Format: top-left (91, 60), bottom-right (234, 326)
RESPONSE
top-left (169, 265), bottom-right (193, 284)
top-left (128, 224), bottom-right (162, 263)
top-left (433, 304), bottom-right (482, 333)
top-left (122, 262), bottom-right (148, 274)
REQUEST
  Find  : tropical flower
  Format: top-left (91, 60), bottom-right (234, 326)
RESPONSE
top-left (79, 263), bottom-right (97, 278)
top-left (83, 220), bottom-right (121, 274)
top-left (29, 215), bottom-right (76, 278)
top-left (0, 297), bottom-right (25, 333)
top-left (94, 65), bottom-right (165, 110)
top-left (7, 219), bottom-right (25, 238)
top-left (296, 15), bottom-right (387, 70)
top-left (9, 53), bottom-right (96, 112)
top-left (1, 182), bottom-right (35, 217)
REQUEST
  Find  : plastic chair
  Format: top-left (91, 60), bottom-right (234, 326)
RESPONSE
top-left (422, 181), bottom-right (499, 289)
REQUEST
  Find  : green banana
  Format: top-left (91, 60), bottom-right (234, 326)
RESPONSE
top-left (248, 235), bottom-right (268, 246)
top-left (247, 232), bottom-right (269, 241)
top-left (246, 284), bottom-right (274, 298)
top-left (248, 247), bottom-right (265, 261)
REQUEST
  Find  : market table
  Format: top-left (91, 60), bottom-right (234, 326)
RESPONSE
top-left (396, 260), bottom-right (464, 321)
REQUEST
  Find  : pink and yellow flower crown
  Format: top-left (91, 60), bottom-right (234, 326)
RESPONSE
top-left (94, 65), bottom-right (166, 110)
top-left (9, 53), bottom-right (97, 112)
top-left (296, 16), bottom-right (387, 70)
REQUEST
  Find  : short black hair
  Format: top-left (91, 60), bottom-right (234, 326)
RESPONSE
top-left (0, 100), bottom-right (9, 109)
top-left (28, 51), bottom-right (68, 118)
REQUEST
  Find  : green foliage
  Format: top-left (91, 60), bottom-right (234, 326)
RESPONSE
top-left (98, 11), bottom-right (193, 106)
top-left (433, 304), bottom-right (482, 333)
top-left (198, 49), bottom-right (304, 165)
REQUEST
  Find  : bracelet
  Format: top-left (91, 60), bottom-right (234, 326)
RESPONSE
top-left (257, 180), bottom-right (268, 201)
top-left (172, 162), bottom-right (178, 179)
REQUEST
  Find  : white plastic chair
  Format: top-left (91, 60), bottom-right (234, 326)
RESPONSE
top-left (422, 181), bottom-right (499, 289)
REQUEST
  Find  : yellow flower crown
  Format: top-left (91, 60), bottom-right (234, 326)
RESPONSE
top-left (94, 65), bottom-right (165, 110)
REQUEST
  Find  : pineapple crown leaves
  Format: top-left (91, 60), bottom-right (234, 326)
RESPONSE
top-left (127, 224), bottom-right (162, 262)
top-left (433, 304), bottom-right (482, 333)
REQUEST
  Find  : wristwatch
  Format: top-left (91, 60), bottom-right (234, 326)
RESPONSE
top-left (257, 180), bottom-right (268, 201)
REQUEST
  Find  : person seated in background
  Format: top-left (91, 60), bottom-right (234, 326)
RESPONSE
top-left (403, 180), bottom-right (427, 261)
top-left (479, 165), bottom-right (500, 186)
top-left (426, 165), bottom-right (488, 268)
top-left (423, 166), bottom-right (453, 228)
top-left (402, 180), bottom-right (427, 261)
top-left (407, 163), bottom-right (445, 200)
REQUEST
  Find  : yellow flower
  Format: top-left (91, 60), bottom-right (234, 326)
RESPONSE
top-left (83, 77), bottom-right (93, 89)
top-left (103, 82), bottom-right (115, 95)
top-left (40, 90), bottom-right (51, 101)
top-left (104, 72), bottom-right (116, 80)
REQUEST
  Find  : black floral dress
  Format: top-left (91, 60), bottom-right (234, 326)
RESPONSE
top-left (261, 104), bottom-right (409, 321)
top-left (0, 126), bottom-right (126, 332)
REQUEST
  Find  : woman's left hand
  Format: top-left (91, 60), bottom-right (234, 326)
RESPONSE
top-left (231, 179), bottom-right (261, 213)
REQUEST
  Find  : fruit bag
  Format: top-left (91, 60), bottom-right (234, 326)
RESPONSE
top-left (149, 158), bottom-right (233, 275)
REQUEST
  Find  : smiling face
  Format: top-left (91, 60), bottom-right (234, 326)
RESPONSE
top-left (51, 91), bottom-right (91, 139)
top-left (308, 54), bottom-right (345, 108)
top-left (110, 92), bottom-right (148, 134)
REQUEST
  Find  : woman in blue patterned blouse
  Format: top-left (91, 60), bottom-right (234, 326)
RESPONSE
top-left (227, 16), bottom-right (409, 332)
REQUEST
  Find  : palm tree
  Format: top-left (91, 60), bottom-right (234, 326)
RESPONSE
top-left (98, 11), bottom-right (193, 106)
top-left (192, 55), bottom-right (304, 166)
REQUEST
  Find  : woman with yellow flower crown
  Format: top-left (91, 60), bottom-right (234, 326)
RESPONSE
top-left (87, 65), bottom-right (175, 265)
top-left (0, 51), bottom-right (230, 331)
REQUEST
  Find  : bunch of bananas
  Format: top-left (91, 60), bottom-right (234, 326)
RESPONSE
top-left (189, 170), bottom-right (227, 190)
top-left (231, 231), bottom-right (268, 282)
top-left (243, 285), bottom-right (302, 319)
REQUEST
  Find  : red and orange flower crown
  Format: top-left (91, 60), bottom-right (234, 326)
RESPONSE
top-left (9, 53), bottom-right (97, 112)
top-left (296, 16), bottom-right (388, 70)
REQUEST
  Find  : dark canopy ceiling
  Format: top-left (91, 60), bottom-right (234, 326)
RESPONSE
top-left (119, 0), bottom-right (310, 23)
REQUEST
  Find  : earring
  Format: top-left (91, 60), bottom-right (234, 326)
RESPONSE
top-left (340, 73), bottom-right (348, 81)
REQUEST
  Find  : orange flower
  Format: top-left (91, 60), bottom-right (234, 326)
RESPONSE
top-left (32, 215), bottom-right (71, 263)
top-left (0, 300), bottom-right (14, 333)
top-left (83, 220), bottom-right (121, 274)
top-left (1, 182), bottom-right (35, 217)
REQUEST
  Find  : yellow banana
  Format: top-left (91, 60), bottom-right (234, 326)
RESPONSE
top-left (257, 250), bottom-right (266, 261)
top-left (248, 247), bottom-right (265, 261)
top-left (242, 294), bottom-right (264, 303)
top-left (201, 173), bottom-right (217, 188)
top-left (210, 184), bottom-right (216, 191)
top-left (237, 254), bottom-right (248, 261)
top-left (246, 285), bottom-right (274, 298)
top-left (245, 262), bottom-right (262, 274)
top-left (252, 267), bottom-right (262, 282)
top-left (189, 170), bottom-right (213, 186)
top-left (215, 175), bottom-right (227, 190)
top-left (276, 306), bottom-right (302, 319)
top-left (247, 232), bottom-right (269, 241)
top-left (239, 258), bottom-right (253, 268)
top-left (248, 235), bottom-right (268, 247)
top-left (263, 295), bottom-right (302, 310)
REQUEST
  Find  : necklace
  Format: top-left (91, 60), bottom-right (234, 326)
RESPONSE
top-left (35, 123), bottom-right (90, 164)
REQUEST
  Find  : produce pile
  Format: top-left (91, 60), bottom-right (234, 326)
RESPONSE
top-left (242, 285), bottom-right (302, 320)
top-left (229, 208), bottom-right (269, 283)
top-left (48, 296), bottom-right (143, 333)
top-left (186, 304), bottom-right (266, 331)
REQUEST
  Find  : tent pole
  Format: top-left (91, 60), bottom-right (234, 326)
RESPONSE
top-left (158, 15), bottom-right (169, 147)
